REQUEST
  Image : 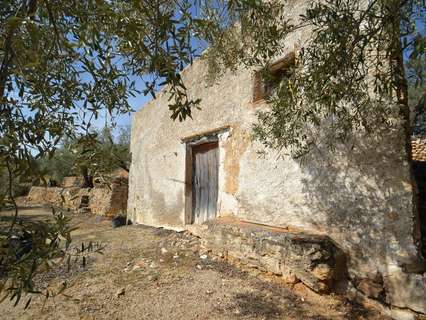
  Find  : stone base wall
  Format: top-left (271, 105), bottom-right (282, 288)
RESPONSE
top-left (27, 186), bottom-right (90, 210)
top-left (197, 217), bottom-right (426, 316)
top-left (199, 217), bottom-right (345, 293)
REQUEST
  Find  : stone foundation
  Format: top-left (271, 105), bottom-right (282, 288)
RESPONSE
top-left (61, 187), bottom-right (91, 210)
top-left (199, 217), bottom-right (346, 293)
top-left (196, 217), bottom-right (426, 317)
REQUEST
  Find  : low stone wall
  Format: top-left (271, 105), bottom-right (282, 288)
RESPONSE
top-left (61, 187), bottom-right (90, 210)
top-left (27, 186), bottom-right (90, 210)
top-left (199, 217), bottom-right (345, 293)
top-left (27, 187), bottom-right (64, 206)
top-left (27, 180), bottom-right (128, 217)
top-left (198, 218), bottom-right (426, 316)
top-left (89, 182), bottom-right (128, 217)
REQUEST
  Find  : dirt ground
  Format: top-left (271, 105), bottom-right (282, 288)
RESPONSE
top-left (0, 207), bottom-right (390, 320)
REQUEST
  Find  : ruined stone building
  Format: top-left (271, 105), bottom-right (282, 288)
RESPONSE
top-left (128, 1), bottom-right (426, 317)
top-left (27, 168), bottom-right (128, 216)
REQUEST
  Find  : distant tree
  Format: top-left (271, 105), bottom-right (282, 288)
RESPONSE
top-left (95, 125), bottom-right (131, 173)
top-left (67, 125), bottom-right (130, 187)
top-left (406, 31), bottom-right (426, 136)
top-left (37, 139), bottom-right (75, 185)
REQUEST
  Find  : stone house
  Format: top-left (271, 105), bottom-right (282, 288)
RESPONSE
top-left (127, 1), bottom-right (426, 317)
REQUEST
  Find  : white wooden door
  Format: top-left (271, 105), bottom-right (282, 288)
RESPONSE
top-left (192, 142), bottom-right (218, 224)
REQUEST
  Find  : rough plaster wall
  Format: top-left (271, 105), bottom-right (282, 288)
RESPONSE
top-left (128, 0), bottom-right (306, 228)
top-left (128, 1), bottom-right (420, 279)
top-left (235, 134), bottom-right (417, 278)
top-left (128, 59), bottom-right (253, 229)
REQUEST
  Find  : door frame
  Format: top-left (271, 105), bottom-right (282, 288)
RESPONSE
top-left (184, 132), bottom-right (221, 225)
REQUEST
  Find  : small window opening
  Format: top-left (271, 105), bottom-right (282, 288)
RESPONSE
top-left (253, 52), bottom-right (296, 102)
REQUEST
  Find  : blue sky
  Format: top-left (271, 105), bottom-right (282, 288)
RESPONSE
top-left (86, 4), bottom-right (426, 135)
top-left (109, 76), bottom-right (151, 130)
top-left (83, 75), bottom-right (153, 135)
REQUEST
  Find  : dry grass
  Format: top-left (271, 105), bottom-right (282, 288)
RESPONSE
top-left (0, 207), bottom-right (390, 320)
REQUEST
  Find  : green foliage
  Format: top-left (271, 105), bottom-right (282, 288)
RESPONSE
top-left (0, 209), bottom-right (71, 307)
top-left (203, 0), bottom-right (425, 157)
top-left (37, 126), bottom-right (130, 185)
top-left (252, 0), bottom-right (424, 157)
top-left (405, 13), bottom-right (426, 136)
top-left (0, 0), bottom-right (196, 176)
top-left (37, 144), bottom-right (75, 185)
top-left (92, 125), bottom-right (131, 175)
top-left (0, 0), bottom-right (424, 307)
top-left (0, 207), bottom-right (104, 307)
top-left (65, 125), bottom-right (131, 185)
top-left (408, 61), bottom-right (426, 136)
top-left (0, 167), bottom-right (31, 208)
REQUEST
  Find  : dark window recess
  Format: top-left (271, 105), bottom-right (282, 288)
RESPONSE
top-left (253, 52), bottom-right (296, 102)
top-left (413, 161), bottom-right (426, 258)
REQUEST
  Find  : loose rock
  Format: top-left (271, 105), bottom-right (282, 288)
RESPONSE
top-left (357, 279), bottom-right (383, 299)
top-left (115, 287), bottom-right (125, 297)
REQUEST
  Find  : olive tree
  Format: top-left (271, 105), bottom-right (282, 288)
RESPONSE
top-left (238, 0), bottom-right (424, 157)
top-left (0, 0), bottom-right (424, 306)
top-left (0, 0), bottom-right (284, 305)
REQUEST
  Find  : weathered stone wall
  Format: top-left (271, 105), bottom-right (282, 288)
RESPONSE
top-left (27, 186), bottom-right (64, 206)
top-left (62, 187), bottom-right (90, 210)
top-left (90, 181), bottom-right (128, 217)
top-left (27, 186), bottom-right (90, 210)
top-left (127, 0), bottom-right (424, 314)
top-left (27, 178), bottom-right (128, 217)
top-left (200, 217), bottom-right (344, 293)
top-left (411, 137), bottom-right (426, 162)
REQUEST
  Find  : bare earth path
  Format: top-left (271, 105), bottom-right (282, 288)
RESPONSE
top-left (0, 207), bottom-right (389, 320)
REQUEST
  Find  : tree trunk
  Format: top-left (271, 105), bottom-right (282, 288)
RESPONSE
top-left (80, 166), bottom-right (93, 188)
